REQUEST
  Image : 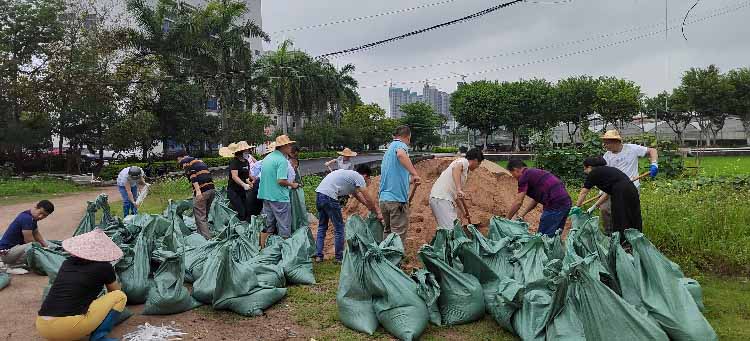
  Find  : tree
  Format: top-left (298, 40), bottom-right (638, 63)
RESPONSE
top-left (505, 78), bottom-right (555, 151)
top-left (224, 111), bottom-right (272, 145)
top-left (553, 76), bottom-right (599, 144)
top-left (450, 80), bottom-right (506, 149)
top-left (342, 104), bottom-right (398, 151)
top-left (594, 76), bottom-right (642, 129)
top-left (644, 90), bottom-right (693, 146)
top-left (679, 65), bottom-right (733, 146)
top-left (726, 68), bottom-right (750, 145)
top-left (107, 110), bottom-right (160, 159)
top-left (399, 102), bottom-right (444, 151)
top-left (0, 0), bottom-right (65, 170)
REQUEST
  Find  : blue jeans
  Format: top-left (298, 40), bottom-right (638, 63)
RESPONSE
top-left (539, 207), bottom-right (570, 236)
top-left (315, 193), bottom-right (344, 261)
top-left (118, 185), bottom-right (138, 217)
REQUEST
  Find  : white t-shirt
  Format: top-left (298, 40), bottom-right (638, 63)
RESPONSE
top-left (252, 158), bottom-right (295, 181)
top-left (316, 169), bottom-right (366, 200)
top-left (604, 143), bottom-right (648, 187)
top-left (116, 167), bottom-right (143, 187)
top-left (335, 157), bottom-right (354, 170)
top-left (430, 158), bottom-right (470, 203)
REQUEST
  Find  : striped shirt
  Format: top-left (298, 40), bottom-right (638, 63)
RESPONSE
top-left (517, 168), bottom-right (571, 210)
top-left (179, 156), bottom-right (215, 194)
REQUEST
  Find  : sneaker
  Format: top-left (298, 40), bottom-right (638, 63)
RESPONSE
top-left (6, 268), bottom-right (28, 275)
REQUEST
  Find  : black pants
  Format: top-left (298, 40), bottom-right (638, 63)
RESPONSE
top-left (247, 180), bottom-right (263, 217)
top-left (609, 181), bottom-right (643, 234)
top-left (228, 187), bottom-right (252, 222)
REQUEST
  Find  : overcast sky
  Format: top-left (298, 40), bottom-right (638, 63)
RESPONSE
top-left (261, 0), bottom-right (750, 116)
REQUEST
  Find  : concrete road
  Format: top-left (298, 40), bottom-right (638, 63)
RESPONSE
top-left (297, 153), bottom-right (384, 176)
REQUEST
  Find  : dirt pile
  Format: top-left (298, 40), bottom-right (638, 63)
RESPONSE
top-left (313, 157), bottom-right (544, 268)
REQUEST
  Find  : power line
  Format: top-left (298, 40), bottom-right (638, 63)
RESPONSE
top-left (359, 1), bottom-right (750, 89)
top-left (682, 0), bottom-right (702, 40)
top-left (317, 0), bottom-right (526, 59)
top-left (353, 0), bottom-right (740, 75)
top-left (270, 0), bottom-right (460, 35)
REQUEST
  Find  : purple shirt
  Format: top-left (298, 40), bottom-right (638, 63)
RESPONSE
top-left (517, 168), bottom-right (572, 210)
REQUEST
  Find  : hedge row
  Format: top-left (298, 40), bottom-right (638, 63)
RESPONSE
top-left (431, 146), bottom-right (459, 153)
top-left (100, 151), bottom-right (339, 180)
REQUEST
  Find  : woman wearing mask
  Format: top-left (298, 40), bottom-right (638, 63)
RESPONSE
top-left (325, 148), bottom-right (357, 172)
top-left (220, 141), bottom-right (255, 222)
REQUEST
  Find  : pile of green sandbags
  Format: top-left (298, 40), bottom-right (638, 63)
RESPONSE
top-left (339, 212), bottom-right (716, 341)
top-left (27, 189), bottom-right (317, 318)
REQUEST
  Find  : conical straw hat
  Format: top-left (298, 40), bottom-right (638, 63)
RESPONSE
top-left (62, 229), bottom-right (123, 262)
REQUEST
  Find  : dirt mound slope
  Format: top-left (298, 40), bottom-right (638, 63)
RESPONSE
top-left (314, 157), bottom-right (543, 268)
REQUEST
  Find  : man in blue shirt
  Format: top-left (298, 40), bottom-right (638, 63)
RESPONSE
top-left (0, 200), bottom-right (54, 274)
top-left (379, 125), bottom-right (422, 240)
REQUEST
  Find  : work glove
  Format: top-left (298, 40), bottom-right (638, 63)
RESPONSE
top-left (242, 183), bottom-right (251, 191)
top-left (569, 206), bottom-right (582, 216)
top-left (586, 205), bottom-right (597, 214)
top-left (649, 163), bottom-right (659, 178)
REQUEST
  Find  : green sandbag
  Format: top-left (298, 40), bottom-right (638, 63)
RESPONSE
top-left (208, 190), bottom-right (235, 233)
top-left (337, 216), bottom-right (403, 335)
top-left (184, 233), bottom-right (208, 249)
top-left (192, 244), bottom-right (227, 304)
top-left (567, 255), bottom-right (669, 341)
top-left (364, 241), bottom-right (429, 341)
top-left (680, 278), bottom-right (705, 312)
top-left (73, 201), bottom-right (98, 236)
top-left (609, 233), bottom-right (646, 313)
top-left (545, 296), bottom-right (586, 341)
top-left (625, 230), bottom-right (717, 341)
top-left (212, 244), bottom-right (287, 316)
top-left (117, 232), bottom-right (151, 304)
top-left (249, 254), bottom-right (286, 288)
top-left (290, 187), bottom-right (309, 234)
top-left (183, 239), bottom-right (220, 283)
top-left (279, 226), bottom-right (316, 285)
top-left (489, 217), bottom-right (531, 240)
top-left (142, 250), bottom-right (202, 315)
top-left (116, 308), bottom-right (134, 325)
top-left (412, 269), bottom-right (442, 326)
top-left (418, 245), bottom-right (485, 326)
top-left (542, 231), bottom-right (565, 261)
top-left (512, 236), bottom-right (549, 285)
top-left (0, 272), bottom-right (10, 291)
top-left (26, 242), bottom-right (67, 276)
top-left (490, 277), bottom-right (524, 333)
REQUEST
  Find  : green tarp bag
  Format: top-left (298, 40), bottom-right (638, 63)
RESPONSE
top-left (680, 278), bottom-right (705, 312)
top-left (625, 230), bottom-right (717, 341)
top-left (337, 215), bottom-right (400, 335)
top-left (212, 243), bottom-right (287, 316)
top-left (412, 269), bottom-right (442, 326)
top-left (418, 244), bottom-right (485, 326)
top-left (278, 226), bottom-right (316, 285)
top-left (489, 217), bottom-right (531, 240)
top-left (290, 187), bottom-right (309, 234)
top-left (142, 250), bottom-right (202, 315)
top-left (0, 272), bottom-right (10, 291)
top-left (567, 255), bottom-right (669, 341)
top-left (26, 242), bottom-right (67, 276)
top-left (544, 296), bottom-right (586, 341)
top-left (117, 232), bottom-right (151, 304)
top-left (183, 240), bottom-right (220, 283)
top-left (73, 201), bottom-right (98, 237)
top-left (513, 236), bottom-right (549, 285)
top-left (192, 243), bottom-right (227, 304)
top-left (364, 238), bottom-right (429, 341)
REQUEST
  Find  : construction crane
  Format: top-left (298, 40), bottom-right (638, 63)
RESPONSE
top-left (451, 72), bottom-right (468, 87)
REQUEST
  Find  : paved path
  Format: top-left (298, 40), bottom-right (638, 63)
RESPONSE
top-left (0, 188), bottom-right (120, 341)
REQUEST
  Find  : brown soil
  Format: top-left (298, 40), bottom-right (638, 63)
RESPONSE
top-left (314, 158), bottom-right (545, 269)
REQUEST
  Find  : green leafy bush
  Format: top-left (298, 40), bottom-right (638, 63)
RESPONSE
top-left (626, 134), bottom-right (684, 178)
top-left (534, 130), bottom-right (602, 181)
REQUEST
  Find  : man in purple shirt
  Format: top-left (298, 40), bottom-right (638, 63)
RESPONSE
top-left (505, 159), bottom-right (572, 236)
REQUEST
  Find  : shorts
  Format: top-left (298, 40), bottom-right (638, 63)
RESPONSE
top-left (429, 197), bottom-right (458, 230)
top-left (379, 201), bottom-right (409, 238)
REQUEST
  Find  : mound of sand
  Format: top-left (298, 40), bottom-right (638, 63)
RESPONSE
top-left (312, 157), bottom-right (545, 268)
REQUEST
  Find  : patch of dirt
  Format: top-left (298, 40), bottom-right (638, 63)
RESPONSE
top-left (314, 158), bottom-right (547, 269)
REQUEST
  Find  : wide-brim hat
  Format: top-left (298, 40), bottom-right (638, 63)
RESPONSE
top-left (219, 141), bottom-right (254, 157)
top-left (601, 130), bottom-right (623, 141)
top-left (274, 135), bottom-right (296, 147)
top-left (62, 229), bottom-right (123, 262)
top-left (262, 142), bottom-right (277, 156)
top-left (338, 148), bottom-right (357, 157)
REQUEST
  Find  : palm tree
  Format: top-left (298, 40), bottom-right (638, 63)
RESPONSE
top-left (323, 63), bottom-right (359, 125)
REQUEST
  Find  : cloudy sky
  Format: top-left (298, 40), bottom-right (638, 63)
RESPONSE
top-left (261, 0), bottom-right (750, 116)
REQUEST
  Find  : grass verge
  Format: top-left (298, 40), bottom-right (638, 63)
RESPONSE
top-left (0, 177), bottom-right (93, 205)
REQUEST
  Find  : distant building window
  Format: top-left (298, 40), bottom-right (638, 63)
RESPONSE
top-left (207, 98), bottom-right (218, 110)
top-left (254, 50), bottom-right (261, 56)
top-left (162, 18), bottom-right (174, 33)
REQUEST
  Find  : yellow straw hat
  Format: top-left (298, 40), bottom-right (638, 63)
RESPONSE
top-left (337, 148), bottom-right (358, 157)
top-left (219, 141), bottom-right (254, 157)
top-left (274, 135), bottom-right (296, 147)
top-left (601, 130), bottom-right (623, 141)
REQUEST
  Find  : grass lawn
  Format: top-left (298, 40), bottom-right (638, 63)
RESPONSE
top-left (0, 177), bottom-right (94, 206)
top-left (683, 155), bottom-right (750, 176)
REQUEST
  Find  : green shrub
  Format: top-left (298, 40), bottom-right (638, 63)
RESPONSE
top-left (535, 130), bottom-right (602, 181)
top-left (626, 134), bottom-right (684, 178)
top-left (432, 146), bottom-right (459, 153)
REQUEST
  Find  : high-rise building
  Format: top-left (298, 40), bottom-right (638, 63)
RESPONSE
top-left (388, 82), bottom-right (453, 119)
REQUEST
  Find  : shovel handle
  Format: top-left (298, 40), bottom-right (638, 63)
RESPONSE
top-left (458, 197), bottom-right (473, 225)
top-left (408, 183), bottom-right (419, 206)
top-left (582, 171), bottom-right (651, 206)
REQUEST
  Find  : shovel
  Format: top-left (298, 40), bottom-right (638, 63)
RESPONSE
top-left (581, 171), bottom-right (651, 206)
top-left (458, 196), bottom-right (482, 227)
top-left (408, 182), bottom-right (419, 207)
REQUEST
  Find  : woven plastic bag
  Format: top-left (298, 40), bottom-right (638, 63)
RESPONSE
top-left (625, 230), bottom-right (717, 341)
top-left (142, 250), bottom-right (202, 315)
top-left (412, 269), bottom-right (442, 326)
top-left (277, 226), bottom-right (316, 285)
top-left (290, 187), bottom-right (309, 234)
top-left (0, 272), bottom-right (10, 291)
top-left (116, 232), bottom-right (151, 304)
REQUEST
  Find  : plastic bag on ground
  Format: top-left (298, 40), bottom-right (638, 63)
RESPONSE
top-left (412, 269), bottom-right (442, 326)
top-left (0, 272), bottom-right (10, 291)
top-left (545, 296), bottom-right (586, 341)
top-left (625, 229), bottom-right (717, 341)
top-left (363, 241), bottom-right (428, 341)
top-left (512, 236), bottom-right (549, 285)
top-left (290, 187), bottom-right (309, 234)
top-left (142, 250), bottom-right (202, 315)
top-left (191, 244), bottom-right (227, 304)
top-left (567, 255), bottom-right (669, 341)
top-left (680, 278), bottom-right (705, 312)
top-left (489, 217), bottom-right (531, 240)
top-left (278, 226), bottom-right (316, 285)
top-left (117, 232), bottom-right (152, 304)
top-left (26, 242), bottom-right (67, 276)
top-left (418, 244), bottom-right (485, 326)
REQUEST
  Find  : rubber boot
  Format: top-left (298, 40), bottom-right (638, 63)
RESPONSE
top-left (89, 310), bottom-right (121, 341)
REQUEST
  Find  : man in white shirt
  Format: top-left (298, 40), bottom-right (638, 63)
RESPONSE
top-left (314, 164), bottom-right (382, 263)
top-left (116, 166), bottom-right (147, 217)
top-left (429, 148), bottom-right (484, 230)
top-left (600, 130), bottom-right (659, 233)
